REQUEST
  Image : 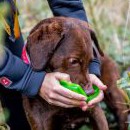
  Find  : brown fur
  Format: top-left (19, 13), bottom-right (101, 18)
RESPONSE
top-left (23, 17), bottom-right (128, 130)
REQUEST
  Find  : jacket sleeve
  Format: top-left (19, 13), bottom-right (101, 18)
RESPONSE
top-left (47, 0), bottom-right (88, 21)
top-left (0, 48), bottom-right (46, 97)
top-left (47, 0), bottom-right (101, 76)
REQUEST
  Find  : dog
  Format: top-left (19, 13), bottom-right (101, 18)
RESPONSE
top-left (22, 17), bottom-right (128, 130)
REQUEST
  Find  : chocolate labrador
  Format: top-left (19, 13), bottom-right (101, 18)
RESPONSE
top-left (23, 17), bottom-right (128, 130)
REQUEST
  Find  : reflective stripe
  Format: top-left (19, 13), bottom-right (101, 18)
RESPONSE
top-left (21, 45), bottom-right (30, 64)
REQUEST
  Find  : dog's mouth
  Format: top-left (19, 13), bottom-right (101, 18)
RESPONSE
top-left (83, 84), bottom-right (95, 95)
top-left (44, 67), bottom-right (95, 95)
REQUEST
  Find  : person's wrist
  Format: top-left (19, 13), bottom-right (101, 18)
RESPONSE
top-left (88, 58), bottom-right (101, 77)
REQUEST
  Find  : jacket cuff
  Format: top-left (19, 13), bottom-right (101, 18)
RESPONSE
top-left (88, 58), bottom-right (101, 77)
top-left (22, 71), bottom-right (46, 97)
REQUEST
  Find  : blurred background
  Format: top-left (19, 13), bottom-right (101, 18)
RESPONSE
top-left (0, 0), bottom-right (130, 130)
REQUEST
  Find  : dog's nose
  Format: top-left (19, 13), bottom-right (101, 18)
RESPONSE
top-left (84, 84), bottom-right (94, 95)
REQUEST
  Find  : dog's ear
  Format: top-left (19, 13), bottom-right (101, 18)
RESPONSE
top-left (89, 29), bottom-right (104, 57)
top-left (26, 21), bottom-right (65, 71)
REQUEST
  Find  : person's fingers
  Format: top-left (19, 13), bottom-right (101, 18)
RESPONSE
top-left (88, 90), bottom-right (104, 106)
top-left (89, 74), bottom-right (107, 90)
top-left (47, 99), bottom-right (76, 108)
top-left (47, 92), bottom-right (87, 106)
top-left (88, 104), bottom-right (95, 108)
top-left (45, 76), bottom-right (87, 101)
top-left (54, 72), bottom-right (87, 101)
top-left (55, 83), bottom-right (87, 101)
top-left (40, 72), bottom-right (88, 108)
top-left (81, 105), bottom-right (89, 111)
top-left (51, 101), bottom-right (75, 108)
top-left (55, 72), bottom-right (71, 82)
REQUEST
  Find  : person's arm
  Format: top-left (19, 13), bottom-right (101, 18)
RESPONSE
top-left (47, 0), bottom-right (101, 77)
top-left (0, 48), bottom-right (88, 108)
top-left (0, 48), bottom-right (46, 97)
top-left (47, 0), bottom-right (88, 21)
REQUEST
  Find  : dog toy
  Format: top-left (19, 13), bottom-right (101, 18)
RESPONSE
top-left (60, 80), bottom-right (100, 102)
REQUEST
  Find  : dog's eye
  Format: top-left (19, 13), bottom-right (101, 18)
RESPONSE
top-left (69, 58), bottom-right (79, 65)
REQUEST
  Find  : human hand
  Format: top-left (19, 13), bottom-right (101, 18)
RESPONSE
top-left (39, 72), bottom-right (87, 108)
top-left (81, 74), bottom-right (107, 111)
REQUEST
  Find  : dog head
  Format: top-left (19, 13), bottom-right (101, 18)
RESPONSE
top-left (26, 17), bottom-right (102, 90)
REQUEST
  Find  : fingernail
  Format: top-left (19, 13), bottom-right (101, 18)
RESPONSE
top-left (88, 102), bottom-right (92, 106)
top-left (82, 106), bottom-right (88, 111)
top-left (88, 104), bottom-right (93, 107)
top-left (80, 102), bottom-right (86, 107)
top-left (81, 96), bottom-right (87, 101)
top-left (100, 85), bottom-right (107, 90)
top-left (103, 85), bottom-right (107, 90)
top-left (89, 105), bottom-right (94, 108)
